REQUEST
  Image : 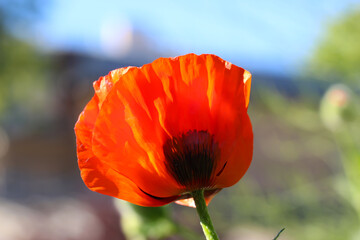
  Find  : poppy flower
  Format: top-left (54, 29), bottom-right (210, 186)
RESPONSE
top-left (75, 53), bottom-right (253, 207)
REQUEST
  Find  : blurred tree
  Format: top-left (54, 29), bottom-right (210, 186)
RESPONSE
top-left (309, 8), bottom-right (360, 84)
top-left (0, 0), bottom-right (50, 129)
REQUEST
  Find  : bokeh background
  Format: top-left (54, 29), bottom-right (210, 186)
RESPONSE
top-left (1, 0), bottom-right (360, 239)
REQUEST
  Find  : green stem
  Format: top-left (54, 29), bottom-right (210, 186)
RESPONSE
top-left (191, 189), bottom-right (219, 240)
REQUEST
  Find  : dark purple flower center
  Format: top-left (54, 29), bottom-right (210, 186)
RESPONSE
top-left (163, 130), bottom-right (221, 190)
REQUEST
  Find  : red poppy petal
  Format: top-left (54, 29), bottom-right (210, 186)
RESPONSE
top-left (93, 67), bottom-right (134, 108)
top-left (243, 71), bottom-right (252, 109)
top-left (199, 55), bottom-right (252, 184)
top-left (76, 53), bottom-right (253, 206)
top-left (77, 139), bottom-right (177, 207)
top-left (214, 114), bottom-right (253, 188)
top-left (151, 55), bottom-right (252, 179)
top-left (150, 54), bottom-right (212, 136)
top-left (75, 93), bottom-right (177, 206)
top-left (75, 66), bottom-right (134, 156)
top-left (92, 67), bottom-right (183, 198)
top-left (75, 95), bottom-right (100, 150)
top-left (74, 67), bottom-right (176, 206)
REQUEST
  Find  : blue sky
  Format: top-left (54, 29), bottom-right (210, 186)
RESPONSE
top-left (35, 0), bottom-right (360, 75)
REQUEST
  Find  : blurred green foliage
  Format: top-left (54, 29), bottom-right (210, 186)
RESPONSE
top-left (309, 8), bottom-right (360, 84)
top-left (320, 84), bottom-right (360, 238)
top-left (0, 1), bottom-right (49, 123)
top-left (310, 7), bottom-right (360, 240)
top-left (114, 200), bottom-right (201, 240)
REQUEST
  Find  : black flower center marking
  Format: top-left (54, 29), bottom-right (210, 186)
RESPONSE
top-left (163, 130), bottom-right (221, 190)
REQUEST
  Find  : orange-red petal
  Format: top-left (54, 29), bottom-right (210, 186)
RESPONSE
top-left (200, 57), bottom-right (253, 188)
top-left (91, 66), bottom-right (184, 198)
top-left (77, 137), bottom-right (177, 207)
top-left (75, 68), bottom-right (178, 206)
top-left (149, 55), bottom-right (213, 136)
top-left (213, 114), bottom-right (253, 188)
top-left (150, 54), bottom-right (253, 189)
top-left (75, 53), bottom-right (253, 207)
